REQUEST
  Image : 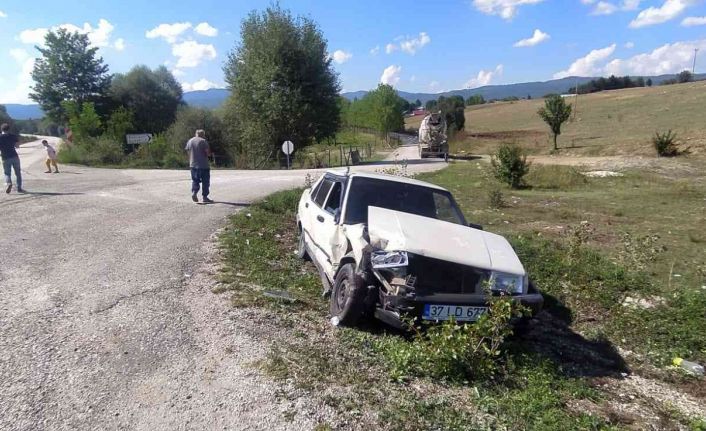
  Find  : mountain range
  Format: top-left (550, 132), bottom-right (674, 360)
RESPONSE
top-left (5, 73), bottom-right (704, 119)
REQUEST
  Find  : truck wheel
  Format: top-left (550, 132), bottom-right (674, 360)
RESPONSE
top-left (330, 263), bottom-right (365, 326)
top-left (296, 225), bottom-right (309, 260)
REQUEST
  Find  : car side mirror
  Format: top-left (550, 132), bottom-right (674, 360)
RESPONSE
top-left (468, 222), bottom-right (483, 230)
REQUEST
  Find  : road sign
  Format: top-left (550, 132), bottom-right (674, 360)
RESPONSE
top-left (126, 134), bottom-right (153, 145)
top-left (281, 140), bottom-right (294, 155)
top-left (282, 140), bottom-right (294, 170)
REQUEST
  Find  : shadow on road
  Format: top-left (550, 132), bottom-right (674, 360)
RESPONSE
top-left (198, 201), bottom-right (251, 207)
top-left (18, 191), bottom-right (84, 197)
top-left (362, 159), bottom-right (445, 166)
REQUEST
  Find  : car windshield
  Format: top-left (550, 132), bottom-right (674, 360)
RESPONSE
top-left (343, 177), bottom-right (466, 225)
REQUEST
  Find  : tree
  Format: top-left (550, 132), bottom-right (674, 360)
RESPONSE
top-left (437, 95), bottom-right (465, 133)
top-left (30, 29), bottom-right (111, 123)
top-left (414, 99), bottom-right (422, 108)
top-left (166, 106), bottom-right (230, 165)
top-left (466, 95), bottom-right (485, 106)
top-left (646, 78), bottom-right (653, 87)
top-left (537, 95), bottom-right (572, 151)
top-left (110, 65), bottom-right (183, 134)
top-left (223, 5), bottom-right (340, 167)
top-left (365, 84), bottom-right (405, 142)
top-left (677, 70), bottom-right (693, 83)
top-left (425, 99), bottom-right (438, 111)
top-left (64, 101), bottom-right (102, 142)
top-left (636, 77), bottom-right (645, 87)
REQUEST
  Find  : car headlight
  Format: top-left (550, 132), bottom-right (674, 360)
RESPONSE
top-left (489, 271), bottom-right (526, 294)
top-left (371, 251), bottom-right (408, 269)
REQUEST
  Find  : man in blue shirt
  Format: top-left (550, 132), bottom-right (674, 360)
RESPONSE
top-left (0, 123), bottom-right (23, 194)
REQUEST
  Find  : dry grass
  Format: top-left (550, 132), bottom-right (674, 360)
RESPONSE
top-left (406, 81), bottom-right (706, 157)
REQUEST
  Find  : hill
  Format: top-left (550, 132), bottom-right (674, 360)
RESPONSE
top-left (405, 80), bottom-right (706, 157)
top-left (4, 104), bottom-right (44, 120)
top-left (182, 88), bottom-right (229, 109)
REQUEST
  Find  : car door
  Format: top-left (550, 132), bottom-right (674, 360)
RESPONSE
top-left (309, 177), bottom-right (344, 277)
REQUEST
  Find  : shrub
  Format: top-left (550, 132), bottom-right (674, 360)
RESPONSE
top-left (92, 136), bottom-right (124, 165)
top-left (653, 130), bottom-right (682, 157)
top-left (491, 144), bottom-right (530, 189)
top-left (375, 286), bottom-right (526, 383)
top-left (488, 189), bottom-right (506, 209)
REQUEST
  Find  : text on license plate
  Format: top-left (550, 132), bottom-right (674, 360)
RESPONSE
top-left (423, 304), bottom-right (488, 321)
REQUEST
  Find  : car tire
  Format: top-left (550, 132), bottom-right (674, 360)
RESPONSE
top-left (296, 225), bottom-right (309, 260)
top-left (330, 263), bottom-right (365, 326)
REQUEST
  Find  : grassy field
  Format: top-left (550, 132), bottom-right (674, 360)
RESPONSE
top-left (216, 157), bottom-right (705, 429)
top-left (406, 81), bottom-right (706, 157)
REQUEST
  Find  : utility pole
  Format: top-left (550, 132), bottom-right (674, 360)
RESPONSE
top-left (693, 48), bottom-right (699, 74)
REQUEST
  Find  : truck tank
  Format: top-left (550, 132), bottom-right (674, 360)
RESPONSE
top-left (418, 112), bottom-right (448, 161)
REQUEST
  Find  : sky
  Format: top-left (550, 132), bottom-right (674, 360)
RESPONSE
top-left (1, 0), bottom-right (705, 103)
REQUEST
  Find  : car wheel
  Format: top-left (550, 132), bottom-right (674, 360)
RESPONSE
top-left (330, 263), bottom-right (365, 326)
top-left (296, 225), bottom-right (309, 260)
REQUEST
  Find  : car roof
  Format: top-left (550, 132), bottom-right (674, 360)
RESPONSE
top-left (324, 169), bottom-right (448, 192)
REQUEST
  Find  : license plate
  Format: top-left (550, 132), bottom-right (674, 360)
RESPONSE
top-left (422, 304), bottom-right (488, 322)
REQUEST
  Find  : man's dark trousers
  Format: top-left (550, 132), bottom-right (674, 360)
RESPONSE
top-left (191, 168), bottom-right (210, 198)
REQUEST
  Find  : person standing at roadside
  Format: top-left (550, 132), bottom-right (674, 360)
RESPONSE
top-left (184, 129), bottom-right (213, 203)
top-left (1, 123), bottom-right (24, 194)
top-left (43, 140), bottom-right (59, 173)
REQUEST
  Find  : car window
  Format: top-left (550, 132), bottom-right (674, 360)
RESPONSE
top-left (433, 193), bottom-right (460, 224)
top-left (310, 179), bottom-right (323, 201)
top-left (324, 182), bottom-right (342, 214)
top-left (344, 177), bottom-right (465, 225)
top-left (314, 179), bottom-right (333, 207)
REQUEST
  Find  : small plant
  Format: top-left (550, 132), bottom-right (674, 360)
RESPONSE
top-left (653, 130), bottom-right (684, 157)
top-left (491, 144), bottom-right (530, 189)
top-left (565, 221), bottom-right (595, 263)
top-left (377, 283), bottom-right (526, 383)
top-left (488, 189), bottom-right (506, 209)
top-left (618, 232), bottom-right (666, 271)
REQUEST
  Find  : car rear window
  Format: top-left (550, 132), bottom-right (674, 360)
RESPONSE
top-left (324, 182), bottom-right (342, 214)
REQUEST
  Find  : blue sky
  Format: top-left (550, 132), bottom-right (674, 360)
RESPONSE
top-left (1, 0), bottom-right (705, 103)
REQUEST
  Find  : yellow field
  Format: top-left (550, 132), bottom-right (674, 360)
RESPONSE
top-left (406, 80), bottom-right (706, 157)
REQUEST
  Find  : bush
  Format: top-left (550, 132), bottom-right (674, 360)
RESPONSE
top-left (491, 144), bottom-right (530, 189)
top-left (488, 189), bottom-right (506, 209)
top-left (653, 130), bottom-right (682, 157)
top-left (375, 287), bottom-right (525, 383)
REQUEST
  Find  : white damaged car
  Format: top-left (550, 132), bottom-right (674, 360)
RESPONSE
top-left (296, 170), bottom-right (543, 328)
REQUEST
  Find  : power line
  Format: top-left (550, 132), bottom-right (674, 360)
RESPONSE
top-left (693, 48), bottom-right (699, 74)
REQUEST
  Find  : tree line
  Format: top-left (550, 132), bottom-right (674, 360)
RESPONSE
top-left (568, 71), bottom-right (694, 95)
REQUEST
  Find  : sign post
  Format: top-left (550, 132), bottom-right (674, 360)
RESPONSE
top-left (281, 140), bottom-right (294, 169)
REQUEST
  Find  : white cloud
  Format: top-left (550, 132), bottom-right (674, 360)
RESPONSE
top-left (553, 44), bottom-right (616, 78)
top-left (604, 39), bottom-right (706, 75)
top-left (19, 27), bottom-right (49, 45)
top-left (513, 29), bottom-right (550, 47)
top-left (472, 0), bottom-right (545, 20)
top-left (399, 32), bottom-right (431, 55)
top-left (380, 65), bottom-right (402, 86)
top-left (146, 22), bottom-right (192, 43)
top-left (0, 49), bottom-right (35, 104)
top-left (331, 49), bottom-right (353, 64)
top-left (181, 78), bottom-right (221, 92)
top-left (682, 16), bottom-right (706, 26)
top-left (629, 0), bottom-right (692, 28)
top-left (385, 43), bottom-right (397, 54)
top-left (410, 75), bottom-right (416, 82)
top-left (625, 41), bottom-right (635, 48)
top-left (0, 10), bottom-right (7, 18)
top-left (622, 0), bottom-right (642, 10)
top-left (18, 19), bottom-right (119, 49)
top-left (465, 64), bottom-right (503, 88)
top-left (369, 45), bottom-right (380, 55)
top-left (172, 40), bottom-right (217, 68)
top-left (171, 69), bottom-right (185, 77)
top-left (429, 80), bottom-right (440, 90)
top-left (114, 38), bottom-right (125, 51)
top-left (194, 22), bottom-right (218, 37)
top-left (592, 1), bottom-right (619, 15)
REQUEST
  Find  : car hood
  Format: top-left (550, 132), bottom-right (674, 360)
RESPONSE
top-left (367, 206), bottom-right (525, 275)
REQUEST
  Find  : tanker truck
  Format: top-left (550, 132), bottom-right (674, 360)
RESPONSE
top-left (418, 112), bottom-right (448, 161)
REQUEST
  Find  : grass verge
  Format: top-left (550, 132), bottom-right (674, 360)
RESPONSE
top-left (215, 185), bottom-right (706, 429)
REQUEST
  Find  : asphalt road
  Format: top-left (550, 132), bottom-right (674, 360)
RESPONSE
top-left (0, 137), bottom-right (443, 430)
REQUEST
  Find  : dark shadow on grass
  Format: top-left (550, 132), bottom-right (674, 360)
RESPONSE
top-left (511, 293), bottom-right (629, 378)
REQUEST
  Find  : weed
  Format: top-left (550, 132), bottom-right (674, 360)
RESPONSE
top-left (565, 221), bottom-right (595, 263)
top-left (617, 232), bottom-right (666, 272)
top-left (526, 165), bottom-right (588, 190)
